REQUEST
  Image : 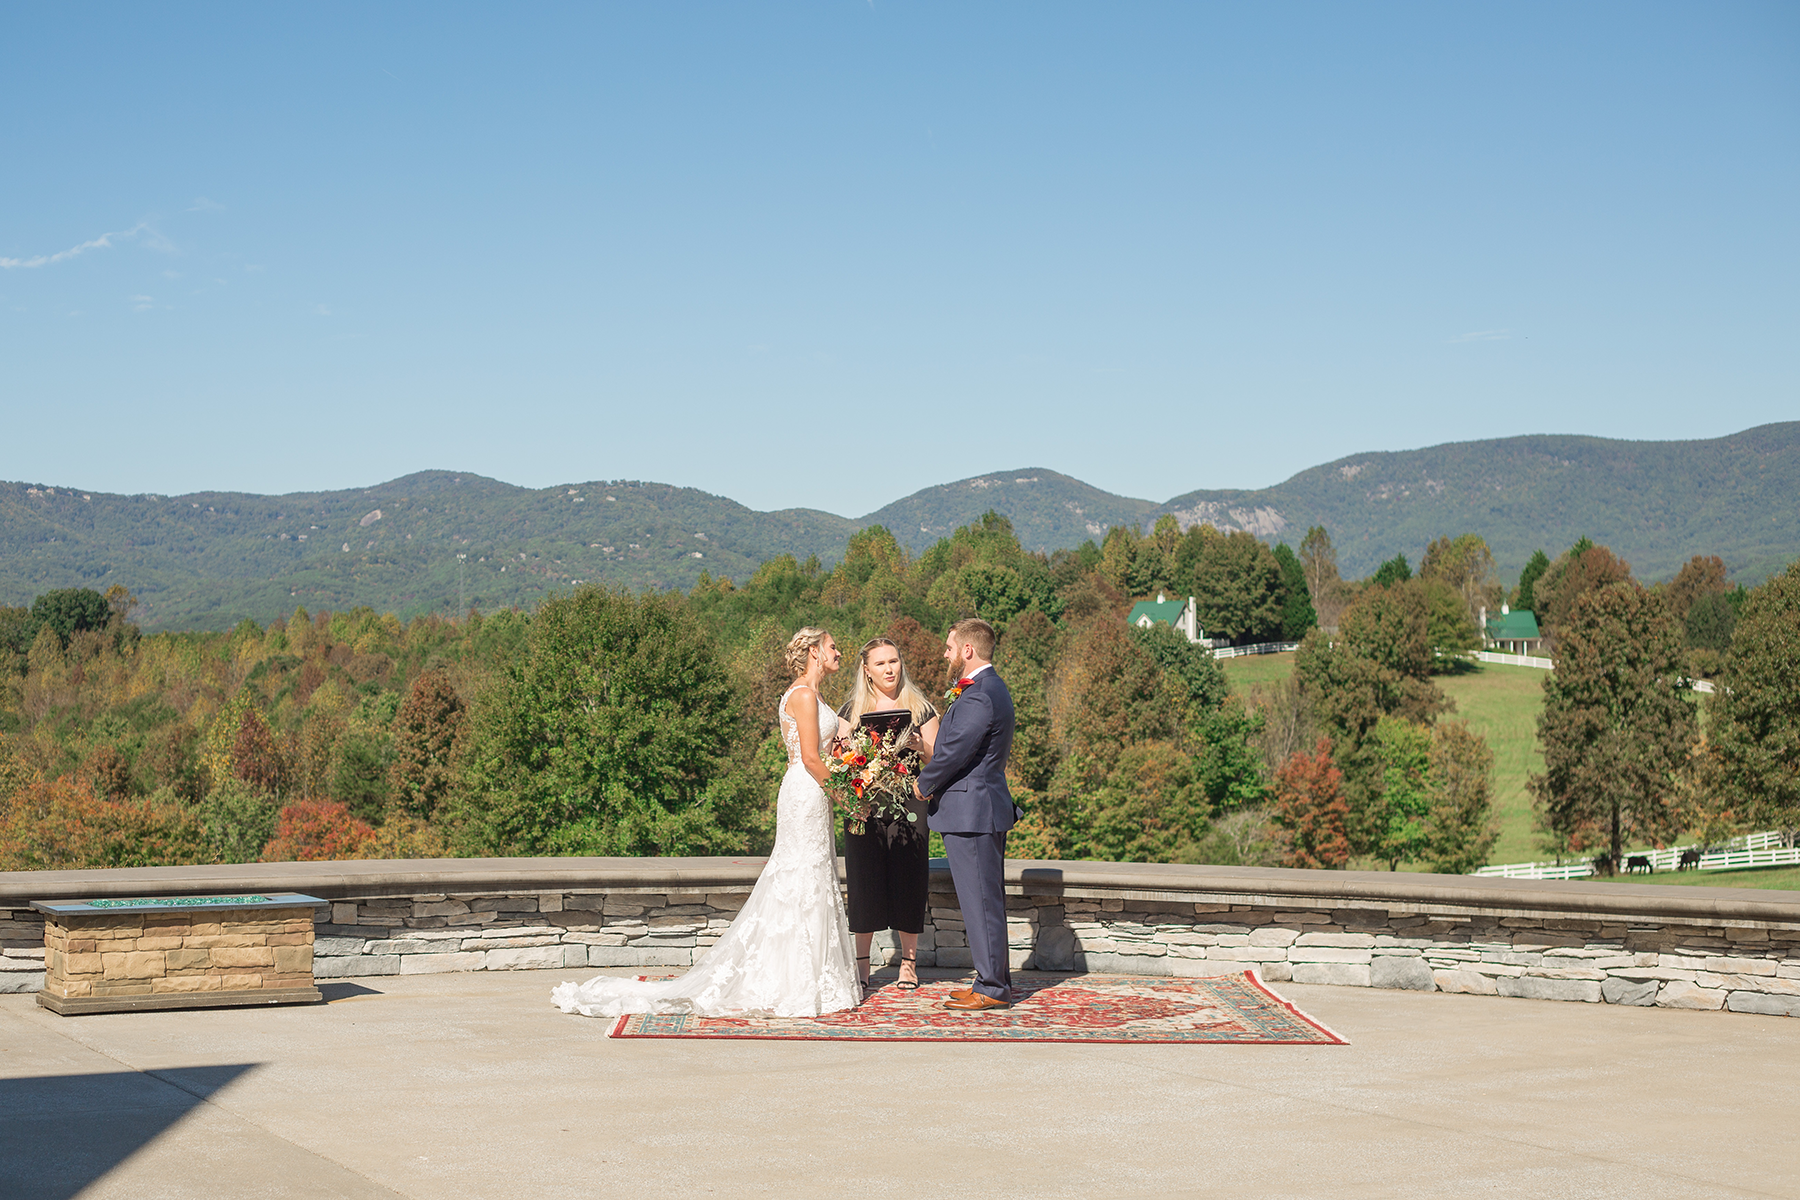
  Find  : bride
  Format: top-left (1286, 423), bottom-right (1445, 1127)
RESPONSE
top-left (552, 627), bottom-right (862, 1019)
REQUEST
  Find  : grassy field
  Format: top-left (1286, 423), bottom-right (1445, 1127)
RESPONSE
top-left (1587, 864), bottom-right (1800, 892)
top-left (1222, 653), bottom-right (1549, 864)
top-left (1218, 650), bottom-right (1297, 691)
top-left (1436, 664), bottom-right (1549, 863)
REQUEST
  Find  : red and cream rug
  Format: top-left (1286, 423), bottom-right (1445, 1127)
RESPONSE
top-left (606, 970), bottom-right (1347, 1045)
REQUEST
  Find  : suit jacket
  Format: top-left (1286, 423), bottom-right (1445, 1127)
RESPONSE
top-left (917, 668), bottom-right (1017, 835)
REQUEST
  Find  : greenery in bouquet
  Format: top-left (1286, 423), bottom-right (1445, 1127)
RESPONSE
top-left (824, 726), bottom-right (920, 836)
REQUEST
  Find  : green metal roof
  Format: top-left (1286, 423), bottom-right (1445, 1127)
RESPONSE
top-left (1128, 598), bottom-right (1186, 626)
top-left (1485, 610), bottom-right (1540, 640)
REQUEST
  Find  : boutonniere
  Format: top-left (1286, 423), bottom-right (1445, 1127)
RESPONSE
top-left (944, 677), bottom-right (974, 707)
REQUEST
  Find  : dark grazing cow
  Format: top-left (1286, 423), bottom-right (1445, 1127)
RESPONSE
top-left (1625, 854), bottom-right (1653, 874)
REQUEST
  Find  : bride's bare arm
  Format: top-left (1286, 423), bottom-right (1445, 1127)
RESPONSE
top-left (787, 686), bottom-right (833, 786)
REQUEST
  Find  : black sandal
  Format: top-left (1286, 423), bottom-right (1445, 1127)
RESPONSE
top-left (896, 952), bottom-right (919, 991)
top-left (856, 955), bottom-right (873, 996)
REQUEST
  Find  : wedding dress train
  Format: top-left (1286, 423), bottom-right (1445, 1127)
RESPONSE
top-left (551, 685), bottom-right (860, 1019)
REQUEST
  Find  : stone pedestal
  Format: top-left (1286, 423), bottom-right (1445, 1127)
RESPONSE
top-left (32, 893), bottom-right (328, 1015)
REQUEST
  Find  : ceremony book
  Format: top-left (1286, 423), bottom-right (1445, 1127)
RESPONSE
top-left (857, 709), bottom-right (914, 742)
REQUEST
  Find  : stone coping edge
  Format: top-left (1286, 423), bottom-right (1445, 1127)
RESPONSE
top-left (3, 858), bottom-right (1797, 928)
top-left (37, 987), bottom-right (323, 1015)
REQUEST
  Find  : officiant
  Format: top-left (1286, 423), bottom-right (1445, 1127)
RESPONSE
top-left (837, 637), bottom-right (940, 995)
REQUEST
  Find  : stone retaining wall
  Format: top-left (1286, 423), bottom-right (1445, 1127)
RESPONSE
top-left (4, 859), bottom-right (1798, 1017)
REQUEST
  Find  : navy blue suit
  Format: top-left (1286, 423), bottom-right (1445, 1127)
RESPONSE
top-left (916, 667), bottom-right (1017, 1000)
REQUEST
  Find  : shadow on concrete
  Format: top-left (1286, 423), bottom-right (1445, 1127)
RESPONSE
top-left (0, 1063), bottom-right (258, 1200)
top-left (319, 981), bottom-right (384, 1002)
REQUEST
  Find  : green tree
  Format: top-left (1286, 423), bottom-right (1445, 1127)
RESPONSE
top-left (459, 586), bottom-right (748, 855)
top-left (1686, 590), bottom-right (1741, 655)
top-left (1422, 577), bottom-right (1482, 659)
top-left (1191, 530), bottom-right (1285, 644)
top-left (1420, 534), bottom-right (1499, 629)
top-left (1422, 721), bottom-right (1499, 873)
top-left (1272, 543), bottom-right (1316, 640)
top-left (1530, 580), bottom-right (1696, 871)
top-left (1127, 621), bottom-right (1228, 713)
top-left (198, 779), bottom-right (281, 864)
top-left (30, 588), bottom-right (110, 647)
top-left (1371, 554), bottom-right (1412, 587)
top-left (1074, 741), bottom-right (1207, 862)
top-left (1514, 549), bottom-right (1550, 611)
top-left (1705, 560), bottom-right (1800, 832)
top-left (1370, 717), bottom-right (1433, 869)
top-left (1295, 582), bottom-right (1451, 855)
top-left (1195, 700), bottom-right (1269, 815)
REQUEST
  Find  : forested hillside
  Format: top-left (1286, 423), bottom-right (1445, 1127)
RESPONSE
top-left (0, 472), bottom-right (855, 632)
top-left (3, 423), bottom-right (1794, 632)
top-left (1159, 422), bottom-right (1800, 583)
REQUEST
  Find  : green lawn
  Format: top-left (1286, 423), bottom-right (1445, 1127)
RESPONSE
top-left (1587, 864), bottom-right (1800, 892)
top-left (1220, 651), bottom-right (1295, 690)
top-left (1436, 664), bottom-right (1548, 864)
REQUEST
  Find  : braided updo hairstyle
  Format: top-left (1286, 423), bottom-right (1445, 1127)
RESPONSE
top-left (784, 627), bottom-right (831, 679)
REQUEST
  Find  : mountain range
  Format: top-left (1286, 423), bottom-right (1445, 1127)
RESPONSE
top-left (3, 423), bottom-right (1794, 631)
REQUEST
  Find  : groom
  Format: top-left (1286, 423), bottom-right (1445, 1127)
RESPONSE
top-left (915, 618), bottom-right (1018, 1012)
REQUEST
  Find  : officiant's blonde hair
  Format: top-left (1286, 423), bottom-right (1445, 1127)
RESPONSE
top-left (784, 627), bottom-right (832, 679)
top-left (843, 638), bottom-right (934, 727)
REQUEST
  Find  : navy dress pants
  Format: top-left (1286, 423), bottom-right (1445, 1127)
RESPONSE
top-left (942, 831), bottom-right (1010, 1000)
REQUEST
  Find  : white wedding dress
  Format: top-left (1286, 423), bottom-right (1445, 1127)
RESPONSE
top-left (551, 685), bottom-right (860, 1020)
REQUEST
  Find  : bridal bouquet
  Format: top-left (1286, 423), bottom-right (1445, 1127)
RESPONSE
top-left (824, 726), bottom-right (919, 836)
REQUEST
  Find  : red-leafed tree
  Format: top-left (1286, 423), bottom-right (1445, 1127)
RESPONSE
top-left (261, 800), bottom-right (376, 862)
top-left (1272, 739), bottom-right (1351, 869)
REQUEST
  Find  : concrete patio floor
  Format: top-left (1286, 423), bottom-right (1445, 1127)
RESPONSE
top-left (3, 967), bottom-right (1797, 1200)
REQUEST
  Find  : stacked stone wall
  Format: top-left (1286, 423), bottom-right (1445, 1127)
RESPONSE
top-left (0, 905), bottom-right (46, 994)
top-left (5, 868), bottom-right (1797, 1018)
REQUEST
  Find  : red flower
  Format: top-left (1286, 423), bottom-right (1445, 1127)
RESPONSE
top-left (869, 731), bottom-right (881, 746)
top-left (957, 677), bottom-right (973, 688)
top-left (894, 762), bottom-right (908, 776)
top-left (853, 754), bottom-right (867, 766)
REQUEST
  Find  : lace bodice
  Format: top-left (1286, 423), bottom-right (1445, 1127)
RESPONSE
top-left (779, 684), bottom-right (837, 763)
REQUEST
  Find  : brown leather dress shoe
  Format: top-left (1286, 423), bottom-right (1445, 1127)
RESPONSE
top-left (948, 986), bottom-right (977, 1002)
top-left (942, 992), bottom-right (1011, 1012)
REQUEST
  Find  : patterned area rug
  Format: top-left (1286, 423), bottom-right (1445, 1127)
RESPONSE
top-left (607, 970), bottom-right (1347, 1044)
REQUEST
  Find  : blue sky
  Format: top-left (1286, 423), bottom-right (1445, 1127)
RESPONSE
top-left (3, 3), bottom-right (1795, 517)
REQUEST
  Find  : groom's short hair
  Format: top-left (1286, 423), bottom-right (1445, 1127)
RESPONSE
top-left (948, 618), bottom-right (996, 661)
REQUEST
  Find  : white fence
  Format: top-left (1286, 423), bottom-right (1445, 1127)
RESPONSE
top-left (1467, 649), bottom-right (1716, 692)
top-left (1211, 641), bottom-right (1302, 660)
top-left (1473, 830), bottom-right (1799, 879)
top-left (1473, 649), bottom-right (1555, 670)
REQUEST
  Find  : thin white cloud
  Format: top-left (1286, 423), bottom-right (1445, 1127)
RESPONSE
top-left (315, 304), bottom-right (332, 316)
top-left (187, 197), bottom-right (224, 213)
top-left (1450, 329), bottom-right (1512, 343)
top-left (1, 222), bottom-right (150, 269)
